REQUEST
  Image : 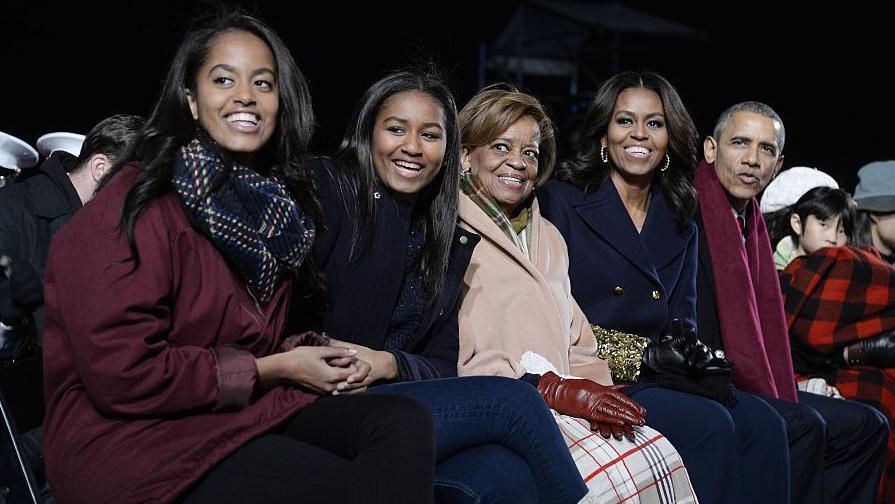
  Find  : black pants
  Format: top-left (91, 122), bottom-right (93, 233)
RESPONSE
top-left (764, 391), bottom-right (888, 504)
top-left (179, 393), bottom-right (435, 504)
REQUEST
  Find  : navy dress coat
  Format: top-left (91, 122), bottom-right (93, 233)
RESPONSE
top-left (536, 178), bottom-right (696, 342)
top-left (290, 157), bottom-right (479, 381)
top-left (537, 178), bottom-right (790, 504)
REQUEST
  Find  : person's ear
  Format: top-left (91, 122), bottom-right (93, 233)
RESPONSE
top-left (790, 213), bottom-right (803, 236)
top-left (772, 154), bottom-right (785, 179)
top-left (186, 89), bottom-right (198, 121)
top-left (703, 136), bottom-right (717, 164)
top-left (90, 154), bottom-right (112, 182)
top-left (460, 146), bottom-right (473, 173)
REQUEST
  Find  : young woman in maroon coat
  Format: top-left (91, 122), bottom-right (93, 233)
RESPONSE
top-left (40, 12), bottom-right (437, 504)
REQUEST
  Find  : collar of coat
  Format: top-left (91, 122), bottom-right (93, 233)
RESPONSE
top-left (29, 151), bottom-right (83, 219)
top-left (569, 179), bottom-right (692, 288)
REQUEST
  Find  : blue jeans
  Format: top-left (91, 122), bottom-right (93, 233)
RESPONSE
top-left (371, 376), bottom-right (587, 504)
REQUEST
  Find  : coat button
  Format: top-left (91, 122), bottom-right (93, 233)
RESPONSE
top-left (612, 286), bottom-right (624, 295)
top-left (651, 290), bottom-right (661, 300)
top-left (459, 235), bottom-right (468, 245)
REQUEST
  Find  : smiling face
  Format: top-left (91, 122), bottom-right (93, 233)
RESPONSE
top-left (704, 111), bottom-right (785, 211)
top-left (187, 30), bottom-right (278, 167)
top-left (371, 90), bottom-right (447, 196)
top-left (602, 87), bottom-right (668, 183)
top-left (462, 115), bottom-right (540, 216)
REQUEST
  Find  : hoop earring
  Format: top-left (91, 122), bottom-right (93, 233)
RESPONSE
top-left (661, 154), bottom-right (671, 172)
top-left (600, 145), bottom-right (609, 164)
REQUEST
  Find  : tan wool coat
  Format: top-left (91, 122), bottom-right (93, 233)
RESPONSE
top-left (457, 192), bottom-right (612, 385)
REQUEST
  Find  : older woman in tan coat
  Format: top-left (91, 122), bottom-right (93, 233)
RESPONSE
top-left (457, 85), bottom-right (697, 504)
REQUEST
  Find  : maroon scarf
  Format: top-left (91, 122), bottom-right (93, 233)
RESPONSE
top-left (696, 161), bottom-right (798, 401)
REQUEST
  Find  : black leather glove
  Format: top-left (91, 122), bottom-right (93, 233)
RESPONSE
top-left (685, 339), bottom-right (733, 377)
top-left (642, 319), bottom-right (731, 378)
top-left (0, 255), bottom-right (42, 325)
top-left (640, 319), bottom-right (735, 404)
top-left (641, 319), bottom-right (694, 376)
top-left (845, 331), bottom-right (895, 368)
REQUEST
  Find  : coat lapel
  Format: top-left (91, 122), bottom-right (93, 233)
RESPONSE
top-left (641, 189), bottom-right (691, 271)
top-left (572, 181), bottom-right (661, 285)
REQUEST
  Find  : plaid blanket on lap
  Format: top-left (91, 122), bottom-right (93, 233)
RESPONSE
top-left (780, 246), bottom-right (895, 352)
top-left (779, 245), bottom-right (895, 503)
top-left (557, 414), bottom-right (697, 504)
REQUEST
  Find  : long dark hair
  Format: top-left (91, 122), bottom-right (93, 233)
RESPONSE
top-left (767, 186), bottom-right (856, 249)
top-left (556, 71), bottom-right (698, 228)
top-left (335, 69), bottom-right (460, 300)
top-left (104, 11), bottom-right (321, 268)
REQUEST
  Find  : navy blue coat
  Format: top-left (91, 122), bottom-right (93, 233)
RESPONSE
top-left (290, 157), bottom-right (479, 381)
top-left (536, 179), bottom-right (697, 342)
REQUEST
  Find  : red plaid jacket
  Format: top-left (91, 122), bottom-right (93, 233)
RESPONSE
top-left (780, 246), bottom-right (895, 352)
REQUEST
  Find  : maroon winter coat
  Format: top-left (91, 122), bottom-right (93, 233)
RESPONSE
top-left (42, 166), bottom-right (318, 503)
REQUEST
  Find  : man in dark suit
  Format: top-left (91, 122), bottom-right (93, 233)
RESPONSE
top-left (0, 114), bottom-right (144, 502)
top-left (0, 115), bottom-right (145, 356)
top-left (695, 101), bottom-right (888, 503)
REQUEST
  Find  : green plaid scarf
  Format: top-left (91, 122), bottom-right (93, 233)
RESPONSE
top-left (460, 171), bottom-right (532, 255)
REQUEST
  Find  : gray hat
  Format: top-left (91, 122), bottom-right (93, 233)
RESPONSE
top-left (854, 161), bottom-right (895, 213)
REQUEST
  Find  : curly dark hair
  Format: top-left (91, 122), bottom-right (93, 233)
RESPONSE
top-left (556, 71), bottom-right (698, 228)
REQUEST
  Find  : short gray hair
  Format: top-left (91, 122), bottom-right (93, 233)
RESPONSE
top-left (712, 101), bottom-right (785, 153)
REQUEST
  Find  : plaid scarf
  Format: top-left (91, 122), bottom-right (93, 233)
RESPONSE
top-left (460, 171), bottom-right (531, 254)
top-left (172, 138), bottom-right (315, 305)
top-left (780, 245), bottom-right (895, 352)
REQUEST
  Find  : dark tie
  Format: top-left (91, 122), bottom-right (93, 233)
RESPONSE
top-left (736, 216), bottom-right (746, 239)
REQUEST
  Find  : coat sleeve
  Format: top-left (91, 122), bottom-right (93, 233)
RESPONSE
top-left (44, 196), bottom-right (256, 418)
top-left (390, 302), bottom-right (460, 381)
top-left (457, 279), bottom-right (527, 379)
top-left (568, 296), bottom-right (613, 385)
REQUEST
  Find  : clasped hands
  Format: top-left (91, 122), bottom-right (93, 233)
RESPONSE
top-left (258, 335), bottom-right (397, 396)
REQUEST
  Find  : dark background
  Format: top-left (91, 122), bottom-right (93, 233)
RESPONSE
top-left (2, 1), bottom-right (891, 190)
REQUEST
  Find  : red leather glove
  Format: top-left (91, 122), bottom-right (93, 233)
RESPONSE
top-left (537, 371), bottom-right (646, 440)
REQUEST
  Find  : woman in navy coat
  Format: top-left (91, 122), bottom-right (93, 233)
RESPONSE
top-left (537, 71), bottom-right (789, 504)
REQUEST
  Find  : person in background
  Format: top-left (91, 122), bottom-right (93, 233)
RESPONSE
top-left (854, 161), bottom-right (895, 266)
top-left (0, 114), bottom-right (146, 352)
